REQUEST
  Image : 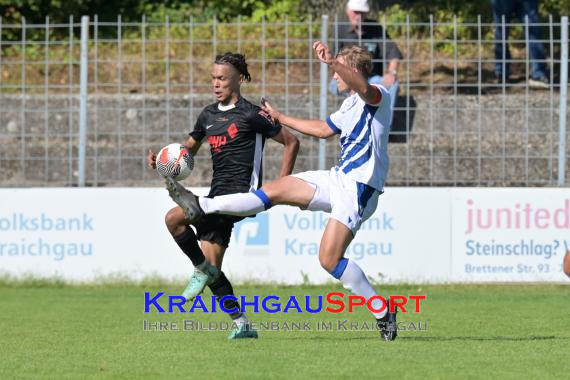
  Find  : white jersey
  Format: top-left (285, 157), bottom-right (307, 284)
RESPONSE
top-left (326, 85), bottom-right (392, 191)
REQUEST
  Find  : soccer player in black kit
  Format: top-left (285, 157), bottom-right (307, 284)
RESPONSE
top-left (148, 53), bottom-right (299, 339)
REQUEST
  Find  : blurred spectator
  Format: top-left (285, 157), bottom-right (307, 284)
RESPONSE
top-left (331, 0), bottom-right (402, 116)
top-left (491, 0), bottom-right (550, 88)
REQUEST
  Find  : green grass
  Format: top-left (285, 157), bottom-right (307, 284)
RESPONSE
top-left (1, 284), bottom-right (568, 379)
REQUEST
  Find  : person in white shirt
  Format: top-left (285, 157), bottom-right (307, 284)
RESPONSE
top-left (166, 40), bottom-right (397, 340)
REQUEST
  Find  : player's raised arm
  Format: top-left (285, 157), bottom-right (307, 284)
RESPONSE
top-left (313, 40), bottom-right (381, 106)
top-left (261, 100), bottom-right (335, 139)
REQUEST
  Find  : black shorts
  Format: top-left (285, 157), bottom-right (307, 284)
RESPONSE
top-left (194, 214), bottom-right (244, 248)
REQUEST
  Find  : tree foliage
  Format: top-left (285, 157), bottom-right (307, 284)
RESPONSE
top-left (1, 0), bottom-right (568, 35)
top-left (2, 0), bottom-right (569, 24)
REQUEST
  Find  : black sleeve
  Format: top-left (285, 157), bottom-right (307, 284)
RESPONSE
top-left (248, 106), bottom-right (282, 138)
top-left (190, 110), bottom-right (207, 142)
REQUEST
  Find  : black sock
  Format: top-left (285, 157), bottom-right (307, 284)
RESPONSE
top-left (208, 272), bottom-right (242, 320)
top-left (173, 227), bottom-right (205, 267)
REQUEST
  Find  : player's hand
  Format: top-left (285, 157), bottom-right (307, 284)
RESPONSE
top-left (261, 100), bottom-right (282, 123)
top-left (313, 40), bottom-right (334, 65)
top-left (147, 149), bottom-right (157, 169)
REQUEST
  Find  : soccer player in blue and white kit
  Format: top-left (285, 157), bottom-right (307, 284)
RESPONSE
top-left (166, 41), bottom-right (398, 340)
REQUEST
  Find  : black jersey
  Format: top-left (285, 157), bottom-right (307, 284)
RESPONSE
top-left (190, 97), bottom-right (282, 197)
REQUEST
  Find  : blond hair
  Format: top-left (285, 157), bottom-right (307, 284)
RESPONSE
top-left (336, 46), bottom-right (373, 78)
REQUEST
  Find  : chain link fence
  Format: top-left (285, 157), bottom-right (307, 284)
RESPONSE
top-left (0, 15), bottom-right (568, 187)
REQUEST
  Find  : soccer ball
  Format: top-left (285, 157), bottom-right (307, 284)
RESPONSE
top-left (156, 143), bottom-right (194, 181)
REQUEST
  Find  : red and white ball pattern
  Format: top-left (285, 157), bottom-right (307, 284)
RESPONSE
top-left (156, 143), bottom-right (194, 181)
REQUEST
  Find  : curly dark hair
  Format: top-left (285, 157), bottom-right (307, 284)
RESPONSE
top-left (214, 52), bottom-right (252, 82)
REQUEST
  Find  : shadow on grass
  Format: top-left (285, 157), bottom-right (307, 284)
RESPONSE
top-left (276, 335), bottom-right (568, 342)
top-left (277, 335), bottom-right (378, 341)
top-left (399, 335), bottom-right (566, 342)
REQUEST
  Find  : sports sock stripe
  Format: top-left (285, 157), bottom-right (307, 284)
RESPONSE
top-left (330, 258), bottom-right (349, 279)
top-left (253, 189), bottom-right (272, 210)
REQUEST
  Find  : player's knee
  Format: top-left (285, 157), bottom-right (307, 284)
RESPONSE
top-left (564, 250), bottom-right (570, 278)
top-left (319, 255), bottom-right (338, 273)
top-left (164, 208), bottom-right (184, 235)
top-left (260, 183), bottom-right (280, 202)
top-left (262, 177), bottom-right (296, 203)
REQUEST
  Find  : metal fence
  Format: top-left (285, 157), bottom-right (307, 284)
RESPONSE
top-left (0, 15), bottom-right (568, 187)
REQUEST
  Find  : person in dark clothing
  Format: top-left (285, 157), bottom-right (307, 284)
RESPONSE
top-left (491, 0), bottom-right (550, 87)
top-left (148, 53), bottom-right (299, 339)
top-left (331, 0), bottom-right (402, 123)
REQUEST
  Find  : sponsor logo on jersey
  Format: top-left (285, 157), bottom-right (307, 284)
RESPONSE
top-left (206, 122), bottom-right (239, 152)
top-left (228, 123), bottom-right (238, 138)
top-left (207, 135), bottom-right (227, 152)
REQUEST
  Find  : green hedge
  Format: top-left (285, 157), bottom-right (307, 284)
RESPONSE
top-left (1, 0), bottom-right (567, 42)
top-left (0, 0), bottom-right (303, 24)
top-left (2, 0), bottom-right (567, 26)
top-left (381, 0), bottom-right (569, 20)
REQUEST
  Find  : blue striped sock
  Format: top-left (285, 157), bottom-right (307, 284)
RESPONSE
top-left (330, 258), bottom-right (349, 279)
top-left (253, 189), bottom-right (272, 210)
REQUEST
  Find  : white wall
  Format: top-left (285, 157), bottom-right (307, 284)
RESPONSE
top-left (0, 188), bottom-right (567, 283)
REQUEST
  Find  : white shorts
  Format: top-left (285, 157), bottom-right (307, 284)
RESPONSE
top-left (292, 168), bottom-right (380, 235)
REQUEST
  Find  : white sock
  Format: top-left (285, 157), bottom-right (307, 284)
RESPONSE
top-left (338, 259), bottom-right (387, 319)
top-left (234, 313), bottom-right (250, 326)
top-left (198, 191), bottom-right (268, 217)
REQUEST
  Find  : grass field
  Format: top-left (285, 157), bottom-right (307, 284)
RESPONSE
top-left (1, 283), bottom-right (568, 379)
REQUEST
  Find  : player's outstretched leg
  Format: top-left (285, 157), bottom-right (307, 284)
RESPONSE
top-left (164, 177), bottom-right (204, 223)
top-left (376, 300), bottom-right (398, 341)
